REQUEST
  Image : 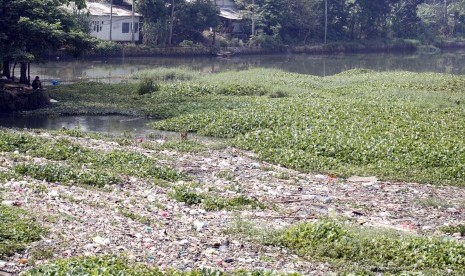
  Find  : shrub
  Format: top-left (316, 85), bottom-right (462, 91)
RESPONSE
top-left (279, 219), bottom-right (465, 274)
top-left (178, 40), bottom-right (200, 47)
top-left (93, 40), bottom-right (123, 56)
top-left (137, 78), bottom-right (160, 95)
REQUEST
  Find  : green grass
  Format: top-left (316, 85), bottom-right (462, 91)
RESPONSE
top-left (277, 219), bottom-right (465, 274)
top-left (142, 140), bottom-right (207, 153)
top-left (227, 217), bottom-right (465, 274)
top-left (0, 205), bottom-right (47, 258)
top-left (170, 184), bottom-right (265, 211)
top-left (439, 224), bottom-right (465, 236)
top-left (0, 129), bottom-right (183, 186)
top-left (28, 68), bottom-right (465, 185)
top-left (118, 207), bottom-right (154, 225)
top-left (24, 255), bottom-right (299, 275)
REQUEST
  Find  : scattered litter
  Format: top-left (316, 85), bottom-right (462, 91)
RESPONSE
top-left (92, 236), bottom-right (110, 246)
top-left (347, 175), bottom-right (378, 183)
top-left (1, 133), bottom-right (464, 275)
top-left (193, 220), bottom-right (207, 231)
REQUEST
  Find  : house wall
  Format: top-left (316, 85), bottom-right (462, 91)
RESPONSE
top-left (90, 15), bottom-right (141, 42)
top-left (213, 0), bottom-right (235, 8)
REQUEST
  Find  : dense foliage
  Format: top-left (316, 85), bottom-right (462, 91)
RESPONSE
top-left (0, 205), bottom-right (47, 257)
top-left (0, 0), bottom-right (94, 82)
top-left (278, 219), bottom-right (465, 274)
top-left (137, 0), bottom-right (219, 46)
top-left (235, 0), bottom-right (465, 44)
top-left (0, 130), bottom-right (183, 186)
top-left (42, 68), bottom-right (465, 186)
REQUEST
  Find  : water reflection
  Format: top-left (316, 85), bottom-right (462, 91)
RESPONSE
top-left (30, 50), bottom-right (465, 84)
top-left (0, 115), bottom-right (184, 139)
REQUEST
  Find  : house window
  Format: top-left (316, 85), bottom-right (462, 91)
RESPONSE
top-left (122, 22), bottom-right (130, 33)
top-left (92, 21), bottom-right (102, 32)
top-left (122, 22), bottom-right (139, 34)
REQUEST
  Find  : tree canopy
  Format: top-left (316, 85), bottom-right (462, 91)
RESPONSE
top-left (231, 0), bottom-right (465, 44)
top-left (0, 0), bottom-right (94, 82)
top-left (137, 0), bottom-right (219, 46)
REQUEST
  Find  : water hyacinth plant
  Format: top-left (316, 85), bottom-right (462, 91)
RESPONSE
top-left (45, 68), bottom-right (465, 185)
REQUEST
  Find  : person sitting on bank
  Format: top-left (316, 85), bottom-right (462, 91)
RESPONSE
top-left (32, 76), bottom-right (42, 91)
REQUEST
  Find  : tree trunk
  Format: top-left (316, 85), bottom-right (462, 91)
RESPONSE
top-left (12, 62), bottom-right (17, 81)
top-left (2, 60), bottom-right (11, 79)
top-left (28, 63), bottom-right (31, 86)
top-left (20, 62), bottom-right (28, 84)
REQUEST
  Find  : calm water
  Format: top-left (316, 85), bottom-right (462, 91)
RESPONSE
top-left (0, 115), bottom-right (183, 139)
top-left (30, 49), bottom-right (465, 84)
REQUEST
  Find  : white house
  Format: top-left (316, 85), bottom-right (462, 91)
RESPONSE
top-left (211, 0), bottom-right (242, 33)
top-left (85, 2), bottom-right (142, 42)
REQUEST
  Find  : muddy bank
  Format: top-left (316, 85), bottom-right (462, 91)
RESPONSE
top-left (0, 87), bottom-right (50, 113)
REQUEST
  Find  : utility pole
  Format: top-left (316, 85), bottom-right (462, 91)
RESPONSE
top-left (251, 0), bottom-right (255, 36)
top-left (169, 0), bottom-right (174, 46)
top-left (213, 0), bottom-right (217, 46)
top-left (131, 0), bottom-right (135, 42)
top-left (444, 0), bottom-right (448, 27)
top-left (109, 0), bottom-right (113, 41)
top-left (324, 0), bottom-right (327, 44)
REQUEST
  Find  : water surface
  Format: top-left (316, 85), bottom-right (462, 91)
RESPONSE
top-left (0, 115), bottom-right (184, 139)
top-left (30, 49), bottom-right (465, 84)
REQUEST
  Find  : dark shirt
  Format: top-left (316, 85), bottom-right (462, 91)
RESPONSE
top-left (32, 79), bottom-right (41, 90)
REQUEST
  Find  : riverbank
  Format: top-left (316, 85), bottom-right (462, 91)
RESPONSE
top-left (54, 39), bottom-right (433, 60)
top-left (0, 81), bottom-right (50, 112)
top-left (1, 128), bottom-right (465, 275)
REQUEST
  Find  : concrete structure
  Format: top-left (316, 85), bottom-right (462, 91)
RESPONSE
top-left (211, 0), bottom-right (242, 33)
top-left (86, 2), bottom-right (142, 42)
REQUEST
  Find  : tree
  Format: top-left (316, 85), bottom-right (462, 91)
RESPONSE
top-left (0, 0), bottom-right (94, 83)
top-left (391, 0), bottom-right (425, 38)
top-left (174, 0), bottom-right (219, 43)
top-left (281, 0), bottom-right (323, 43)
top-left (137, 0), bottom-right (178, 46)
top-left (137, 0), bottom-right (218, 46)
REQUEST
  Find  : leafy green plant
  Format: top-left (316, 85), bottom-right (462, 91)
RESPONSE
top-left (439, 224), bottom-right (465, 236)
top-left (278, 219), bottom-right (465, 274)
top-left (137, 78), bottom-right (160, 95)
top-left (21, 68), bottom-right (465, 186)
top-left (93, 40), bottom-right (123, 56)
top-left (0, 205), bottom-right (47, 257)
top-left (118, 207), bottom-right (153, 225)
top-left (142, 140), bottom-right (207, 153)
top-left (30, 247), bottom-right (55, 262)
top-left (24, 255), bottom-right (299, 275)
top-left (15, 163), bottom-right (121, 187)
top-left (170, 185), bottom-right (204, 205)
top-left (202, 195), bottom-right (266, 211)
